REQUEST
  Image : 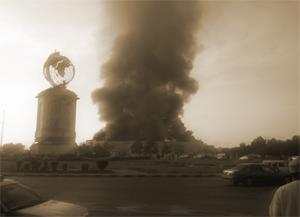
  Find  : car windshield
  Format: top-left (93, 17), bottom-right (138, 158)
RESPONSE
top-left (232, 165), bottom-right (248, 170)
top-left (262, 165), bottom-right (277, 172)
top-left (1, 183), bottom-right (44, 211)
top-left (278, 162), bottom-right (287, 167)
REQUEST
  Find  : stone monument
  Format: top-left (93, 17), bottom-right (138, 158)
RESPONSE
top-left (31, 51), bottom-right (78, 155)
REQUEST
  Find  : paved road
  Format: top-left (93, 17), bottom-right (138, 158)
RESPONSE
top-left (11, 176), bottom-right (277, 216)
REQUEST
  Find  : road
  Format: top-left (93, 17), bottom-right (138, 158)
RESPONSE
top-left (11, 176), bottom-right (277, 216)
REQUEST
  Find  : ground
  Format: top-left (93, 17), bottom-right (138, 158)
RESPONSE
top-left (11, 176), bottom-right (277, 216)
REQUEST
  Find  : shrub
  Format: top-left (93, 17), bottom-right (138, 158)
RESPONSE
top-left (23, 163), bottom-right (31, 172)
top-left (40, 160), bottom-right (49, 172)
top-left (51, 161), bottom-right (59, 172)
top-left (96, 160), bottom-right (109, 171)
top-left (62, 163), bottom-right (68, 172)
top-left (16, 160), bottom-right (23, 172)
top-left (31, 159), bottom-right (41, 172)
top-left (81, 163), bottom-right (89, 171)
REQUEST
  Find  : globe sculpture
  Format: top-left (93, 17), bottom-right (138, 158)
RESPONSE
top-left (43, 51), bottom-right (75, 87)
top-left (31, 51), bottom-right (78, 155)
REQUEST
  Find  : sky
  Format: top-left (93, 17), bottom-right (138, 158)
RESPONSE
top-left (0, 0), bottom-right (298, 148)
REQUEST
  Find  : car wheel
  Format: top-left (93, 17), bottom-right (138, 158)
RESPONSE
top-left (245, 177), bottom-right (253, 186)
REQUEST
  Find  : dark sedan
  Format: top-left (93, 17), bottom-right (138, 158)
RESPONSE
top-left (222, 163), bottom-right (289, 186)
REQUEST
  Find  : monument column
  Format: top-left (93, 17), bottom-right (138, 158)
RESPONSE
top-left (31, 51), bottom-right (78, 155)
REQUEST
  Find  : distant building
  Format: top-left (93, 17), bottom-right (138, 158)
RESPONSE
top-left (216, 153), bottom-right (227, 159)
top-left (86, 140), bottom-right (214, 159)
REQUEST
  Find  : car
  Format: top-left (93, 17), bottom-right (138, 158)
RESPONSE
top-left (289, 155), bottom-right (300, 161)
top-left (0, 177), bottom-right (88, 216)
top-left (262, 160), bottom-right (289, 174)
top-left (222, 163), bottom-right (289, 186)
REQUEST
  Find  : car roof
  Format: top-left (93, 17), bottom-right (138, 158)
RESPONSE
top-left (0, 178), bottom-right (18, 187)
top-left (239, 163), bottom-right (263, 166)
top-left (262, 160), bottom-right (287, 163)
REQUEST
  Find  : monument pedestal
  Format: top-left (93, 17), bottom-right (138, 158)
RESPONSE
top-left (30, 85), bottom-right (78, 155)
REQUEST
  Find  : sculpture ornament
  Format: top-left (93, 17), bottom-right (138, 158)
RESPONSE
top-left (43, 51), bottom-right (75, 87)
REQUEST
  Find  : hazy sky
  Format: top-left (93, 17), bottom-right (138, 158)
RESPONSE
top-left (0, 0), bottom-right (298, 148)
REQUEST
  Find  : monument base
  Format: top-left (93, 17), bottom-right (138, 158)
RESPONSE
top-left (31, 86), bottom-right (78, 155)
top-left (31, 142), bottom-right (77, 155)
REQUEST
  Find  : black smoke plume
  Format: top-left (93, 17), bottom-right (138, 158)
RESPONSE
top-left (92, 1), bottom-right (201, 141)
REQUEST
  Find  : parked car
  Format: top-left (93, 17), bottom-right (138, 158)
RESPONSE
top-left (262, 160), bottom-right (289, 174)
top-left (289, 155), bottom-right (300, 161)
top-left (239, 154), bottom-right (261, 161)
top-left (222, 163), bottom-right (288, 186)
top-left (0, 177), bottom-right (88, 216)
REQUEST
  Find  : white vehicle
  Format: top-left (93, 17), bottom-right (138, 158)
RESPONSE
top-left (0, 177), bottom-right (88, 216)
top-left (262, 160), bottom-right (289, 174)
top-left (289, 156), bottom-right (300, 161)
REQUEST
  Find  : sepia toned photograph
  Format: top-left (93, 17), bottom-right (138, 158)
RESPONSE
top-left (0, 0), bottom-right (299, 216)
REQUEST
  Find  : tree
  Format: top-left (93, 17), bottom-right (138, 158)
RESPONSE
top-left (292, 135), bottom-right (300, 143)
top-left (162, 143), bottom-right (171, 156)
top-left (96, 160), bottom-right (109, 171)
top-left (225, 135), bottom-right (300, 158)
top-left (283, 136), bottom-right (300, 156)
top-left (131, 141), bottom-right (144, 156)
top-left (77, 143), bottom-right (93, 157)
top-left (250, 136), bottom-right (267, 154)
top-left (0, 143), bottom-right (25, 158)
top-left (239, 143), bottom-right (246, 148)
top-left (266, 138), bottom-right (281, 156)
top-left (237, 142), bottom-right (247, 156)
top-left (143, 141), bottom-right (158, 156)
top-left (93, 143), bottom-right (111, 157)
top-left (174, 143), bottom-right (184, 156)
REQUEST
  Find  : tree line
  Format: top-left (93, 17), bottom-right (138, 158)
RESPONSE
top-left (0, 135), bottom-right (298, 159)
top-left (220, 135), bottom-right (299, 158)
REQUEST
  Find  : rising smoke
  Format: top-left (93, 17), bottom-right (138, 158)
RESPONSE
top-left (92, 1), bottom-right (201, 141)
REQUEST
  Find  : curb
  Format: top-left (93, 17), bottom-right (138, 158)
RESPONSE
top-left (2, 172), bottom-right (218, 178)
